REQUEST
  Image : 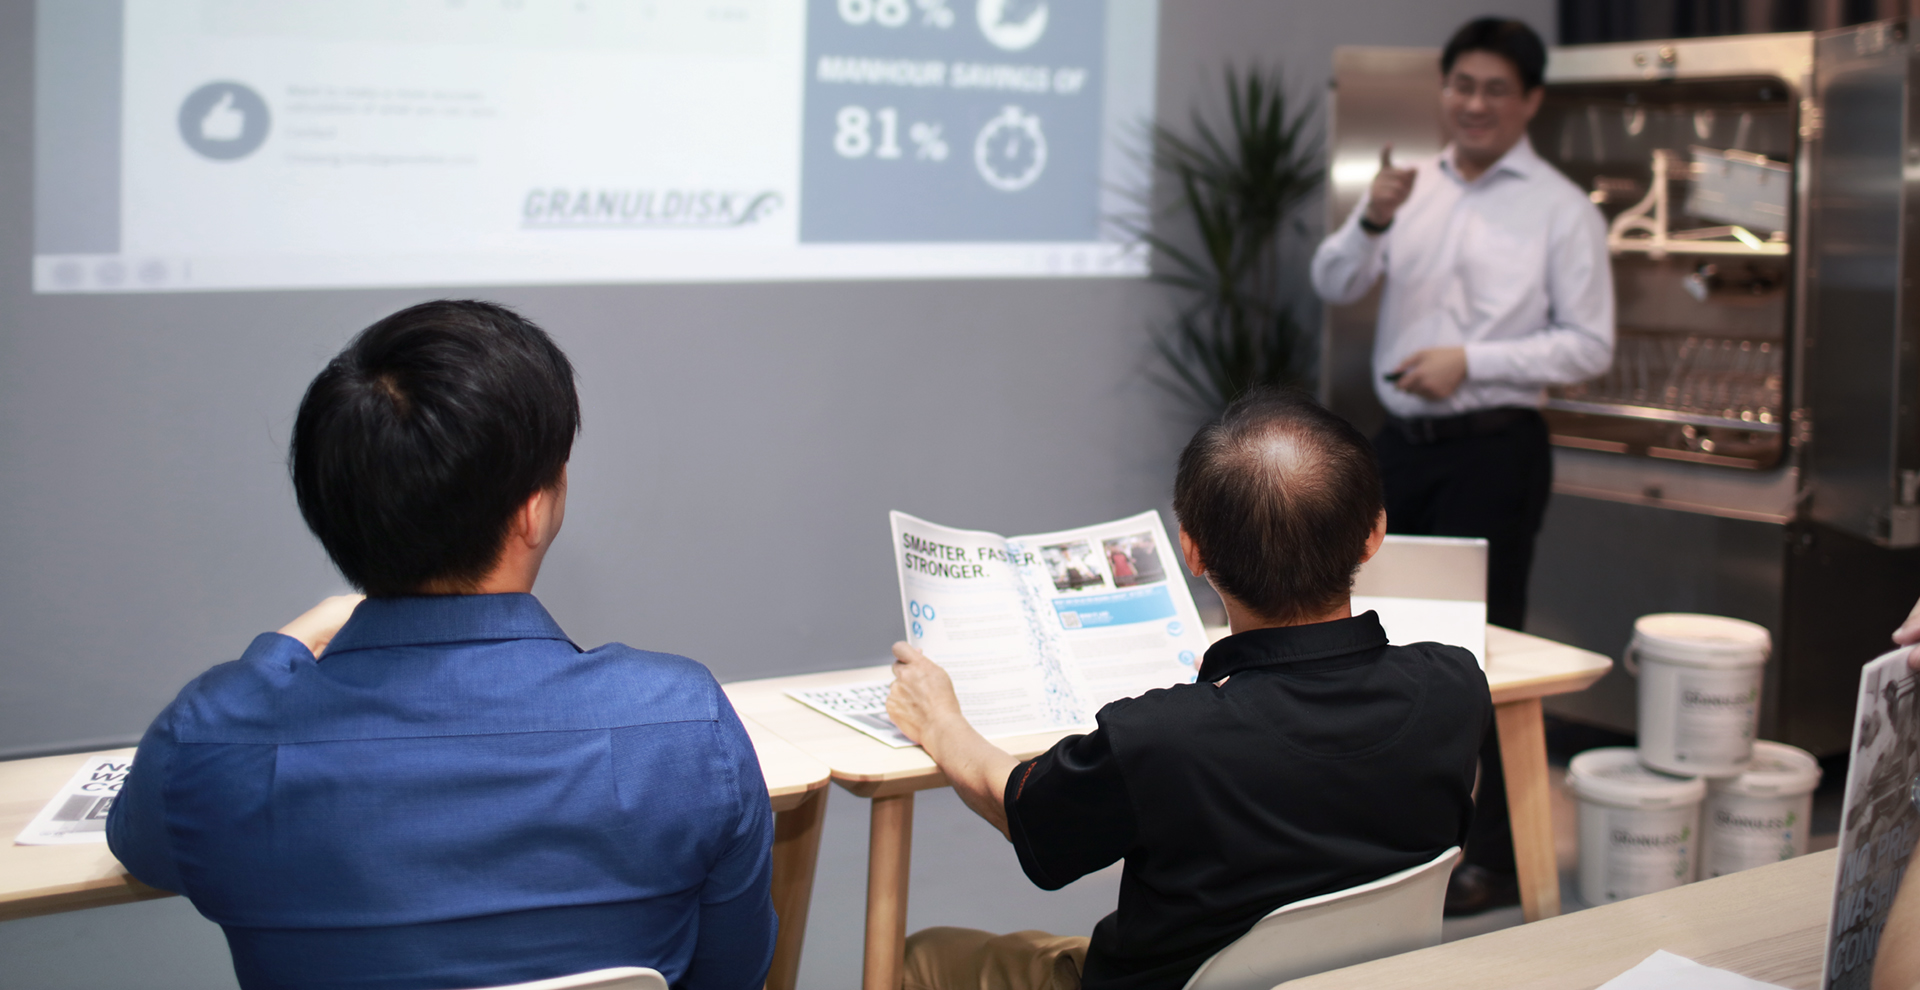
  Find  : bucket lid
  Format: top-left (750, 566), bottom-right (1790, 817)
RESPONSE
top-left (1569, 747), bottom-right (1707, 807)
top-left (1708, 740), bottom-right (1822, 796)
top-left (1631, 613), bottom-right (1771, 668)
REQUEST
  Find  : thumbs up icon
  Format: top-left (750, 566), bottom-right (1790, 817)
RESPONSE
top-left (179, 82), bottom-right (269, 160)
top-left (200, 91), bottom-right (244, 142)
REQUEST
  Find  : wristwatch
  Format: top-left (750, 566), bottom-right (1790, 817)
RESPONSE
top-left (1359, 214), bottom-right (1392, 235)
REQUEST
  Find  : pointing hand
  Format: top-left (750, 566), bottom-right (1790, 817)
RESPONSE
top-left (1365, 144), bottom-right (1417, 229)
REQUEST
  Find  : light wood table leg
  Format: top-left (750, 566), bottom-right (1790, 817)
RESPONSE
top-left (862, 792), bottom-right (915, 990)
top-left (1495, 697), bottom-right (1560, 922)
top-left (766, 787), bottom-right (828, 990)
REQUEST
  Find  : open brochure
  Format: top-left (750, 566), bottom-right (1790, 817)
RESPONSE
top-left (790, 510), bottom-right (1210, 747)
top-left (14, 752), bottom-right (132, 845)
top-left (1824, 647), bottom-right (1920, 990)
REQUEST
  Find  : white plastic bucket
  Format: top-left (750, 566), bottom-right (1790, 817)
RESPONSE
top-left (1569, 747), bottom-right (1708, 905)
top-left (1701, 740), bottom-right (1822, 878)
top-left (1629, 613), bottom-right (1771, 776)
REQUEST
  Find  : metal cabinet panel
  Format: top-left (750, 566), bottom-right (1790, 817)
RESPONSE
top-left (1806, 21), bottom-right (1920, 546)
top-left (1320, 46), bottom-right (1442, 439)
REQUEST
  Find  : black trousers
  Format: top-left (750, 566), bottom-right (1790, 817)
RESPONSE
top-left (1373, 410), bottom-right (1553, 874)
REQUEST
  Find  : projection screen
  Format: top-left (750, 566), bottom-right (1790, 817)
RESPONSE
top-left (33, 0), bottom-right (1159, 293)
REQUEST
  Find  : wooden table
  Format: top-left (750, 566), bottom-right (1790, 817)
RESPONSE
top-left (724, 677), bottom-right (1086, 990)
top-left (0, 730), bottom-right (833, 990)
top-left (1285, 847), bottom-right (1837, 989)
top-left (1480, 625), bottom-right (1613, 922)
top-left (723, 623), bottom-right (1612, 990)
top-left (737, 717), bottom-right (835, 990)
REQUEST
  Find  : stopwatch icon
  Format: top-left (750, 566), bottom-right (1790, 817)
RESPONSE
top-left (974, 106), bottom-right (1047, 192)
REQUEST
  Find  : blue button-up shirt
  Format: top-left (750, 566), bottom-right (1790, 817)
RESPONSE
top-left (107, 594), bottom-right (775, 990)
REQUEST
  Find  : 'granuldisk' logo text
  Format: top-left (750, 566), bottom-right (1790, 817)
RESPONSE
top-left (1611, 825), bottom-right (1690, 848)
top-left (522, 189), bottom-right (784, 228)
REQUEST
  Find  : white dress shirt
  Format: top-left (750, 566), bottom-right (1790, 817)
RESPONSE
top-left (1311, 136), bottom-right (1615, 419)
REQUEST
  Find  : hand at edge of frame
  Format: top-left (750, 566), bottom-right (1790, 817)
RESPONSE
top-left (278, 594), bottom-right (366, 658)
top-left (1390, 346), bottom-right (1469, 401)
top-left (885, 641), bottom-right (963, 745)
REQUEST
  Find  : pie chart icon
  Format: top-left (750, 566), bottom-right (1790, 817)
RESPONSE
top-left (976, 0), bottom-right (1047, 51)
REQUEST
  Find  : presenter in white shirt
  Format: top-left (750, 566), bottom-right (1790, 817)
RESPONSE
top-left (1310, 17), bottom-right (1614, 916)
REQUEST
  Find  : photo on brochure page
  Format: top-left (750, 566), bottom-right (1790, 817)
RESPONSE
top-left (1041, 539), bottom-right (1107, 594)
top-left (1102, 531), bottom-right (1167, 588)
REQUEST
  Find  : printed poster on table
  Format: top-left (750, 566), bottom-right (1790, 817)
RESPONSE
top-left (14, 753), bottom-right (133, 845)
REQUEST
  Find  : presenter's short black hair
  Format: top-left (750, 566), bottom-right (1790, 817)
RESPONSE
top-left (1173, 388), bottom-right (1383, 625)
top-left (1441, 17), bottom-right (1547, 91)
top-left (290, 300), bottom-right (579, 596)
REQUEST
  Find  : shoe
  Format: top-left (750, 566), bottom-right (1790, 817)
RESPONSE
top-left (1444, 864), bottom-right (1520, 917)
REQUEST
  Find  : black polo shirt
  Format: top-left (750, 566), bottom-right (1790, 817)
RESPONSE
top-left (1002, 611), bottom-right (1488, 990)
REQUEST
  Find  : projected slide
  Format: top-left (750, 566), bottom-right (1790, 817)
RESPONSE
top-left (32, 0), bottom-right (1158, 294)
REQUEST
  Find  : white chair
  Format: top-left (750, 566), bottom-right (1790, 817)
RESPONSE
top-left (1180, 846), bottom-right (1462, 990)
top-left (467, 966), bottom-right (668, 990)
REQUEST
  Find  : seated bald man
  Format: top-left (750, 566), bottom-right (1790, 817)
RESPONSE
top-left (886, 388), bottom-right (1491, 990)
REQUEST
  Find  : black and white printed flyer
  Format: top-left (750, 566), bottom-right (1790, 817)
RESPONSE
top-left (1825, 647), bottom-right (1920, 990)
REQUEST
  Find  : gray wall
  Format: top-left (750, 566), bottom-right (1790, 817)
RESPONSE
top-left (0, 0), bottom-right (1554, 760)
top-left (0, 1), bottom-right (1552, 987)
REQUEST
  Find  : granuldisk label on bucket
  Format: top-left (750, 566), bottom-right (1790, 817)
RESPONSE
top-left (1705, 799), bottom-right (1800, 877)
top-left (1674, 668), bottom-right (1760, 767)
top-left (1602, 806), bottom-right (1696, 901)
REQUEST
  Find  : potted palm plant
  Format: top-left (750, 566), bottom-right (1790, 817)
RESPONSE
top-left (1130, 68), bottom-right (1325, 415)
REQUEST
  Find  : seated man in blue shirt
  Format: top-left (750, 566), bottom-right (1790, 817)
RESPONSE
top-left (107, 300), bottom-right (775, 990)
top-left (886, 389), bottom-right (1489, 990)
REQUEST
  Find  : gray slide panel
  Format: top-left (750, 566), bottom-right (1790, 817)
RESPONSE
top-left (1098, 0), bottom-right (1158, 240)
top-left (798, 0), bottom-right (1110, 243)
top-left (34, 0), bottom-right (123, 255)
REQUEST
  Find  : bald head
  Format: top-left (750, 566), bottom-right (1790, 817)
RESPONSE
top-left (1173, 389), bottom-right (1384, 625)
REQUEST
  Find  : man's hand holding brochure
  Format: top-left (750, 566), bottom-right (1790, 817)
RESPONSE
top-left (788, 510), bottom-right (1212, 747)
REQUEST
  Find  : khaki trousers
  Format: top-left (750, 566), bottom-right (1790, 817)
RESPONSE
top-left (902, 927), bottom-right (1091, 990)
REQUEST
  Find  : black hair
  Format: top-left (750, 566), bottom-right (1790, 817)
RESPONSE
top-left (1441, 17), bottom-right (1547, 91)
top-left (289, 300), bottom-right (580, 597)
top-left (1173, 388), bottom-right (1384, 626)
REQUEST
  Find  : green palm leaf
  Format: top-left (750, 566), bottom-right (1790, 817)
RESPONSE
top-left (1128, 66), bottom-right (1324, 414)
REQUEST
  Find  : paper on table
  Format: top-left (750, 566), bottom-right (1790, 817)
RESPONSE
top-left (1596, 950), bottom-right (1789, 990)
top-left (789, 675), bottom-right (1098, 749)
top-left (788, 682), bottom-right (918, 748)
top-left (15, 753), bottom-right (133, 845)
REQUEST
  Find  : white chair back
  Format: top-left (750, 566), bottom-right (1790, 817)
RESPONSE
top-left (1352, 535), bottom-right (1489, 665)
top-left (466, 966), bottom-right (668, 990)
top-left (1180, 846), bottom-right (1461, 990)
top-left (1351, 535), bottom-right (1487, 604)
